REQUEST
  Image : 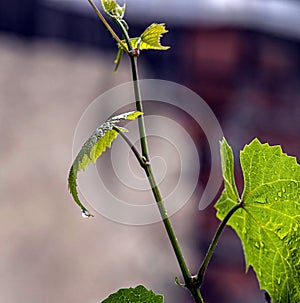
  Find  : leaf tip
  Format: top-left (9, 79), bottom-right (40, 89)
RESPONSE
top-left (220, 137), bottom-right (228, 145)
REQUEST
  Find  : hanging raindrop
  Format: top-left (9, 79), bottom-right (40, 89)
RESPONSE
top-left (82, 209), bottom-right (91, 218)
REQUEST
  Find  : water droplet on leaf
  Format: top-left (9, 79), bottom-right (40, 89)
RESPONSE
top-left (277, 191), bottom-right (282, 198)
top-left (256, 194), bottom-right (267, 203)
top-left (255, 242), bottom-right (260, 249)
top-left (82, 209), bottom-right (91, 218)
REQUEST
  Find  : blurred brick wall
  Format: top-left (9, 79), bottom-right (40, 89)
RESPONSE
top-left (179, 27), bottom-right (300, 302)
top-left (181, 27), bottom-right (300, 154)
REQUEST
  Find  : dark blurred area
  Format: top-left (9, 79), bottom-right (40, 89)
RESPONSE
top-left (1, 1), bottom-right (299, 303)
top-left (2, 1), bottom-right (300, 147)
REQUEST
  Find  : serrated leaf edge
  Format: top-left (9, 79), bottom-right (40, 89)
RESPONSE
top-left (216, 138), bottom-right (300, 301)
top-left (101, 285), bottom-right (163, 303)
top-left (68, 111), bottom-right (143, 216)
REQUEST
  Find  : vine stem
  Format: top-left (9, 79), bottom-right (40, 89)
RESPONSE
top-left (197, 202), bottom-right (243, 284)
top-left (128, 40), bottom-right (204, 303)
top-left (113, 126), bottom-right (145, 168)
top-left (111, 13), bottom-right (203, 301)
top-left (115, 128), bottom-right (203, 303)
top-left (112, 18), bottom-right (148, 159)
top-left (129, 51), bottom-right (192, 282)
top-left (90, 3), bottom-right (204, 301)
top-left (130, 57), bottom-right (149, 160)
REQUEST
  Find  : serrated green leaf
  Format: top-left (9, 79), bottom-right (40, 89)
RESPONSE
top-left (68, 111), bottom-right (143, 216)
top-left (101, 285), bottom-right (163, 303)
top-left (215, 138), bottom-right (300, 302)
top-left (133, 23), bottom-right (170, 51)
top-left (101, 0), bottom-right (126, 19)
top-left (118, 23), bottom-right (170, 52)
top-left (114, 23), bottom-right (170, 72)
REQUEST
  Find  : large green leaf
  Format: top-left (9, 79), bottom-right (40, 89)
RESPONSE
top-left (101, 285), bottom-right (163, 303)
top-left (68, 111), bottom-right (142, 217)
top-left (216, 138), bottom-right (300, 302)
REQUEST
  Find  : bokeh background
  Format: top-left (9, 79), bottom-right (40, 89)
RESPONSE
top-left (1, 0), bottom-right (300, 302)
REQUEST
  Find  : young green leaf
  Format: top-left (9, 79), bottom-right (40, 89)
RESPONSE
top-left (101, 0), bottom-right (126, 19)
top-left (68, 111), bottom-right (143, 216)
top-left (132, 23), bottom-right (170, 51)
top-left (216, 138), bottom-right (300, 302)
top-left (101, 285), bottom-right (163, 303)
top-left (114, 23), bottom-right (170, 72)
top-left (119, 23), bottom-right (170, 52)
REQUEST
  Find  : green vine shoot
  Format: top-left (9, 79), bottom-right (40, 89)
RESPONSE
top-left (68, 1), bottom-right (300, 302)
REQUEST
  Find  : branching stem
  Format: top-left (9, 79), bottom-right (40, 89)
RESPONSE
top-left (113, 126), bottom-right (145, 168)
top-left (124, 27), bottom-right (204, 303)
top-left (88, 3), bottom-right (237, 301)
top-left (112, 18), bottom-right (148, 160)
top-left (111, 10), bottom-right (206, 302)
top-left (87, 0), bottom-right (128, 52)
top-left (130, 58), bottom-right (149, 160)
top-left (128, 53), bottom-right (192, 285)
top-left (114, 17), bottom-right (134, 52)
top-left (197, 202), bottom-right (243, 284)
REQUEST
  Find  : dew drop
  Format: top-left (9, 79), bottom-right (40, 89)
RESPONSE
top-left (277, 277), bottom-right (281, 284)
top-left (277, 191), bottom-right (282, 198)
top-left (256, 194), bottom-right (267, 204)
top-left (82, 209), bottom-right (91, 218)
top-left (254, 242), bottom-right (260, 249)
top-left (282, 186), bottom-right (286, 193)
